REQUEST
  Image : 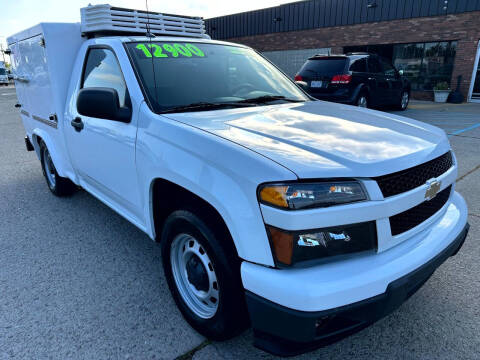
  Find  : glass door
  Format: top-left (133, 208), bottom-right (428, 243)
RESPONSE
top-left (469, 41), bottom-right (480, 102)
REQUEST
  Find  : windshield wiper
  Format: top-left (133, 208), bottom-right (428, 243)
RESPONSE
top-left (238, 95), bottom-right (306, 104)
top-left (159, 102), bottom-right (256, 114)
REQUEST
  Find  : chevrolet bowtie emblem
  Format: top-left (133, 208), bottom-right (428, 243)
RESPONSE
top-left (425, 179), bottom-right (441, 201)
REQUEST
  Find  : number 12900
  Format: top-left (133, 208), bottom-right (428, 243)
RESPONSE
top-left (135, 43), bottom-right (205, 59)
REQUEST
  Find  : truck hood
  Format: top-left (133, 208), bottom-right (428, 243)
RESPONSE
top-left (165, 101), bottom-right (450, 178)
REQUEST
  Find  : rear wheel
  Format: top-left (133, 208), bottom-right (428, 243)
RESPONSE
top-left (356, 92), bottom-right (368, 108)
top-left (40, 142), bottom-right (76, 196)
top-left (161, 209), bottom-right (248, 340)
top-left (395, 90), bottom-right (409, 110)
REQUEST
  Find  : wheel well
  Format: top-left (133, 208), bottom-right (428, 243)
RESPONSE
top-left (151, 179), bottom-right (236, 251)
top-left (359, 86), bottom-right (369, 97)
top-left (32, 134), bottom-right (42, 147)
top-left (31, 134), bottom-right (44, 158)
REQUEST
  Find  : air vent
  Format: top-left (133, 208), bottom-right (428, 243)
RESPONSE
top-left (80, 4), bottom-right (210, 39)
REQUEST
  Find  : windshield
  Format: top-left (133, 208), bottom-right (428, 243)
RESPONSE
top-left (125, 41), bottom-right (308, 113)
top-left (0, 68), bottom-right (6, 75)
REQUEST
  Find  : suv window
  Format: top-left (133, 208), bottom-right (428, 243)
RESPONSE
top-left (82, 48), bottom-right (128, 107)
top-left (379, 57), bottom-right (397, 77)
top-left (367, 57), bottom-right (382, 74)
top-left (299, 58), bottom-right (347, 77)
top-left (349, 57), bottom-right (367, 73)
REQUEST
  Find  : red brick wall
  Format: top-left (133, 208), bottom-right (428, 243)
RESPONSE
top-left (221, 12), bottom-right (480, 101)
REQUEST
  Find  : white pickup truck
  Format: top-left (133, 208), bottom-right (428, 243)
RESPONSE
top-left (8, 4), bottom-right (469, 356)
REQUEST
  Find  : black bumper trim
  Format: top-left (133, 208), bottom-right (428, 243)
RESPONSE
top-left (246, 222), bottom-right (470, 357)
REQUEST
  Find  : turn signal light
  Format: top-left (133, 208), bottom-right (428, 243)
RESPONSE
top-left (331, 74), bottom-right (352, 84)
top-left (266, 222), bottom-right (377, 267)
top-left (259, 185), bottom-right (288, 208)
top-left (267, 226), bottom-right (294, 265)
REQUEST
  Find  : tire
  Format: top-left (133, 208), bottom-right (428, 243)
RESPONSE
top-left (395, 90), bottom-right (409, 111)
top-left (355, 92), bottom-right (368, 108)
top-left (40, 141), bottom-right (76, 196)
top-left (161, 209), bottom-right (249, 340)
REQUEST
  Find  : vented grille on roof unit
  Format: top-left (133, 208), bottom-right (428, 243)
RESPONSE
top-left (80, 4), bottom-right (209, 39)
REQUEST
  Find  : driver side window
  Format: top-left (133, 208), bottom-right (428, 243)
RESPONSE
top-left (367, 57), bottom-right (382, 74)
top-left (82, 48), bottom-right (128, 107)
top-left (380, 58), bottom-right (396, 77)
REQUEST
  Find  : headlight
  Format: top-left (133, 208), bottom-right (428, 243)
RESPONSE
top-left (258, 181), bottom-right (367, 210)
top-left (266, 222), bottom-right (377, 267)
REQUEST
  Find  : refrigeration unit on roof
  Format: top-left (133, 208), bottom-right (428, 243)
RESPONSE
top-left (80, 4), bottom-right (210, 39)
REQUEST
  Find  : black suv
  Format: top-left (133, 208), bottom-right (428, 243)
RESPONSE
top-left (295, 53), bottom-right (410, 110)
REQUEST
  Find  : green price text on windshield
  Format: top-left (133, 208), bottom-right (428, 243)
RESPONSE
top-left (135, 43), bottom-right (205, 59)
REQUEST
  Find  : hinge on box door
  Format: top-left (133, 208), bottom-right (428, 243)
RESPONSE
top-left (39, 37), bottom-right (46, 47)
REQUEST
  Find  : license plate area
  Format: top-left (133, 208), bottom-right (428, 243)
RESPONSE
top-left (310, 81), bottom-right (323, 88)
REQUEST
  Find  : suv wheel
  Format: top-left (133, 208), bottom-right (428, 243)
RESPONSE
top-left (161, 209), bottom-right (249, 340)
top-left (396, 90), bottom-right (409, 111)
top-left (356, 93), bottom-right (368, 108)
top-left (40, 142), bottom-right (76, 196)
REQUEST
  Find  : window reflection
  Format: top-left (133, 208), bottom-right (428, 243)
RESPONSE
top-left (393, 41), bottom-right (457, 90)
top-left (345, 41), bottom-right (457, 91)
top-left (126, 42), bottom-right (307, 112)
top-left (82, 49), bottom-right (128, 107)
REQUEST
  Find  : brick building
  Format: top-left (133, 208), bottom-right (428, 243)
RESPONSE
top-left (205, 0), bottom-right (480, 102)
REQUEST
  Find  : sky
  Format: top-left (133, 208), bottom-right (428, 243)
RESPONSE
top-left (0, 0), bottom-right (293, 58)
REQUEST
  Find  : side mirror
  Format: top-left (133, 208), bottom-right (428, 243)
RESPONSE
top-left (398, 69), bottom-right (404, 76)
top-left (77, 87), bottom-right (131, 123)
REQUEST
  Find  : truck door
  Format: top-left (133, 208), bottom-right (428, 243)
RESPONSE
top-left (64, 46), bottom-right (143, 224)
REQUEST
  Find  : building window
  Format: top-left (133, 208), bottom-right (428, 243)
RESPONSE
top-left (345, 41), bottom-right (457, 91)
top-left (393, 41), bottom-right (457, 91)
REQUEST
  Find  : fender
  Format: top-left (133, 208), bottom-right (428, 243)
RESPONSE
top-left (136, 103), bottom-right (297, 266)
top-left (31, 128), bottom-right (67, 177)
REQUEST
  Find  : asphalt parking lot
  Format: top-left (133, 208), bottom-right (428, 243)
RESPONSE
top-left (1, 85), bottom-right (479, 360)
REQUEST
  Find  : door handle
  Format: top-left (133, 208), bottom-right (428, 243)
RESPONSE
top-left (71, 117), bottom-right (84, 132)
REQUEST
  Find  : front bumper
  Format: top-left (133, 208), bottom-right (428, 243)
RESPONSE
top-left (246, 221), bottom-right (469, 356)
top-left (242, 190), bottom-right (469, 356)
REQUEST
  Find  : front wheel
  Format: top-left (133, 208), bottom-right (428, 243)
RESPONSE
top-left (161, 209), bottom-right (248, 340)
top-left (395, 90), bottom-right (409, 110)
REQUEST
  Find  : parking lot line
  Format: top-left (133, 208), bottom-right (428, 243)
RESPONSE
top-left (449, 123), bottom-right (480, 136)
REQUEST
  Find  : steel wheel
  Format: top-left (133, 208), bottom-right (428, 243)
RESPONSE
top-left (401, 91), bottom-right (409, 109)
top-left (43, 148), bottom-right (56, 189)
top-left (170, 233), bottom-right (219, 319)
top-left (357, 95), bottom-right (368, 108)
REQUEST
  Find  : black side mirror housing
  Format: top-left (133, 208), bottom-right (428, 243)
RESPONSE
top-left (77, 87), bottom-right (131, 123)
